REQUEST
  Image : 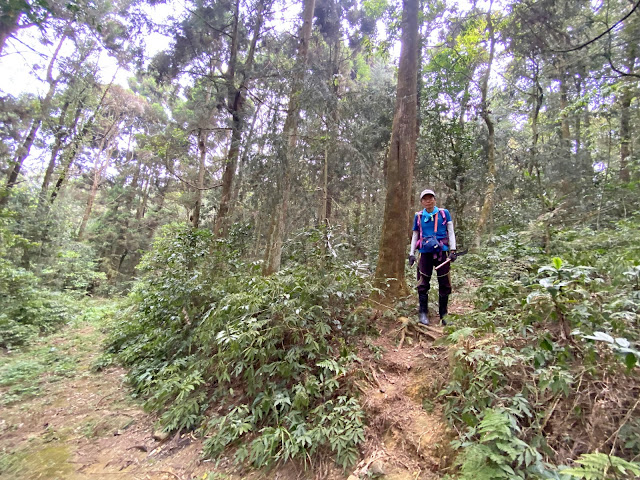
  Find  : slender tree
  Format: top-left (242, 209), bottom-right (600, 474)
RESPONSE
top-left (373, 0), bottom-right (419, 297)
top-left (474, 6), bottom-right (497, 247)
top-left (214, 0), bottom-right (272, 236)
top-left (262, 0), bottom-right (316, 275)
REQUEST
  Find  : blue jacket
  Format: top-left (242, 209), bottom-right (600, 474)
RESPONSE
top-left (412, 207), bottom-right (451, 253)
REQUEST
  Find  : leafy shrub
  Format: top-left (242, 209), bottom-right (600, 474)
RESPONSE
top-left (40, 241), bottom-right (107, 293)
top-left (106, 223), bottom-right (372, 468)
top-left (440, 220), bottom-right (640, 476)
top-left (0, 213), bottom-right (78, 348)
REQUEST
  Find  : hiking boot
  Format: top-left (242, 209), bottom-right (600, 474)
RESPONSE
top-left (418, 291), bottom-right (429, 325)
top-left (439, 294), bottom-right (449, 326)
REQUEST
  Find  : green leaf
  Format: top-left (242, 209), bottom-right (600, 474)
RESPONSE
top-left (625, 352), bottom-right (637, 371)
top-left (540, 338), bottom-right (553, 352)
top-left (461, 411), bottom-right (478, 427)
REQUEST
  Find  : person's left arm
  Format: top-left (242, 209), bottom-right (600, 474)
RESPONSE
top-left (445, 210), bottom-right (457, 251)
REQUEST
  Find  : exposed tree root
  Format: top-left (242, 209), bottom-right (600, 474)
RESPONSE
top-left (395, 317), bottom-right (442, 348)
top-left (346, 449), bottom-right (388, 480)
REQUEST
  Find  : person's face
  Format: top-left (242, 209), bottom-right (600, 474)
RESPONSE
top-left (421, 194), bottom-right (436, 210)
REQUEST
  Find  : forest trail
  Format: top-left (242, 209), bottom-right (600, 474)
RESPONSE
top-left (0, 295), bottom-right (472, 480)
top-left (349, 294), bottom-right (474, 480)
top-left (0, 321), bottom-right (212, 480)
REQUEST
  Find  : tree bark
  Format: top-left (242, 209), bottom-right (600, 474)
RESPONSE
top-left (619, 42), bottom-right (637, 183)
top-left (473, 9), bottom-right (497, 249)
top-left (233, 103), bottom-right (260, 207)
top-left (40, 99), bottom-right (72, 202)
top-left (324, 37), bottom-right (340, 225)
top-left (262, 0), bottom-right (316, 275)
top-left (136, 173), bottom-right (151, 220)
top-left (373, 0), bottom-right (419, 297)
top-left (50, 81), bottom-right (113, 205)
top-left (619, 87), bottom-right (633, 183)
top-left (40, 83), bottom-right (89, 204)
top-left (214, 0), bottom-right (269, 236)
top-left (192, 128), bottom-right (207, 228)
top-left (559, 74), bottom-right (571, 147)
top-left (77, 140), bottom-right (115, 240)
top-left (319, 146), bottom-right (329, 224)
top-left (111, 130), bottom-right (139, 271)
top-left (529, 59), bottom-right (543, 178)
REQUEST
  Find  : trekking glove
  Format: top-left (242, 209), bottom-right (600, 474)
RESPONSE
top-left (408, 255), bottom-right (416, 266)
top-left (449, 251), bottom-right (457, 262)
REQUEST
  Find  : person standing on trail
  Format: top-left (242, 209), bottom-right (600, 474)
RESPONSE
top-left (407, 189), bottom-right (457, 326)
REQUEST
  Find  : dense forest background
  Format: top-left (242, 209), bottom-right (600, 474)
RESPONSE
top-left (1, 0), bottom-right (639, 478)
top-left (1, 0), bottom-right (638, 287)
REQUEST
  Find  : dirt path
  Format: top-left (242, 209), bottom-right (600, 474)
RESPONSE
top-left (0, 322), bottom-right (211, 480)
top-left (0, 294), bottom-right (473, 480)
top-left (348, 317), bottom-right (451, 480)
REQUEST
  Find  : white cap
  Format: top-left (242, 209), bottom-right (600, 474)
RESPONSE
top-left (420, 189), bottom-right (436, 199)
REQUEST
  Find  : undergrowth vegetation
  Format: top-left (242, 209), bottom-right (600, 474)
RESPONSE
top-left (101, 217), bottom-right (640, 477)
top-left (0, 299), bottom-right (117, 405)
top-left (438, 217), bottom-right (640, 479)
top-left (0, 211), bottom-right (88, 349)
top-left (104, 223), bottom-right (373, 469)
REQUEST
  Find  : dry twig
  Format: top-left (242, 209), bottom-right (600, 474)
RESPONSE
top-left (600, 396), bottom-right (640, 451)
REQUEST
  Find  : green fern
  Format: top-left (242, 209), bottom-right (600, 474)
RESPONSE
top-left (455, 408), bottom-right (547, 480)
top-left (561, 453), bottom-right (640, 480)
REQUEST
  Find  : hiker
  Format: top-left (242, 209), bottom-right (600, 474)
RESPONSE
top-left (407, 189), bottom-right (457, 326)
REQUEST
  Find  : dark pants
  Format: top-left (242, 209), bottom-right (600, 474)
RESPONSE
top-left (416, 251), bottom-right (452, 321)
top-left (416, 251), bottom-right (452, 296)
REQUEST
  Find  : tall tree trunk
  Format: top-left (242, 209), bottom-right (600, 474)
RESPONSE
top-left (529, 59), bottom-right (543, 177)
top-left (233, 103), bottom-right (260, 207)
top-left (40, 84), bottom-right (88, 205)
top-left (192, 128), bottom-right (207, 228)
top-left (50, 81), bottom-right (113, 204)
top-left (473, 9), bottom-right (496, 248)
top-left (111, 130), bottom-right (139, 270)
top-left (373, 0), bottom-right (419, 297)
top-left (39, 98), bottom-right (72, 203)
top-left (574, 71), bottom-right (582, 157)
top-left (215, 0), bottom-right (269, 236)
top-left (559, 75), bottom-right (571, 145)
top-left (319, 40), bottom-right (340, 227)
top-left (528, 60), bottom-right (553, 253)
top-left (582, 106), bottom-right (592, 169)
top-left (618, 41), bottom-right (637, 183)
top-left (353, 160), bottom-right (365, 260)
top-left (77, 134), bottom-right (115, 240)
top-left (262, 0), bottom-right (316, 275)
top-left (619, 87), bottom-right (633, 183)
top-left (318, 146), bottom-right (329, 224)
top-left (446, 76), bottom-right (473, 236)
top-left (325, 37), bottom-right (340, 225)
top-left (136, 173), bottom-right (151, 220)
top-left (1, 34), bottom-right (66, 207)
